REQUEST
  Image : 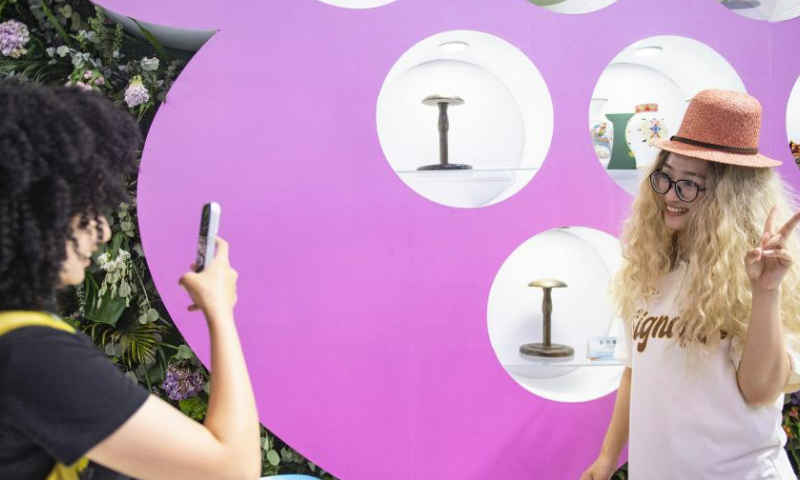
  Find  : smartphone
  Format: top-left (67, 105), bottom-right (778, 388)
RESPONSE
top-left (195, 202), bottom-right (221, 272)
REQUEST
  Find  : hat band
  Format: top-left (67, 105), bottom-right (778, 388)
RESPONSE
top-left (670, 135), bottom-right (759, 155)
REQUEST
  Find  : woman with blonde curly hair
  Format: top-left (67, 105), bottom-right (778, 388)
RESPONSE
top-left (580, 89), bottom-right (800, 480)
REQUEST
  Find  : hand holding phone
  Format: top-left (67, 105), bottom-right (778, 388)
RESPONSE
top-left (180, 202), bottom-right (239, 318)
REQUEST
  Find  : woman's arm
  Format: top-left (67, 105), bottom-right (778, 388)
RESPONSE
top-left (86, 237), bottom-right (261, 480)
top-left (737, 287), bottom-right (790, 406)
top-left (738, 207), bottom-right (800, 406)
top-left (579, 367), bottom-right (631, 480)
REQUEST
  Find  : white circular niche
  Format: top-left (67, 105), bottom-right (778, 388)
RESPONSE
top-left (786, 75), bottom-right (800, 167)
top-left (590, 35), bottom-right (746, 196)
top-left (526, 0), bottom-right (620, 14)
top-left (377, 30), bottom-right (554, 209)
top-left (717, 0), bottom-right (800, 22)
top-left (316, 0), bottom-right (399, 8)
top-left (487, 227), bottom-right (625, 403)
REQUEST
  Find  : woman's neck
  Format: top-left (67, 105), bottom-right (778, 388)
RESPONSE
top-left (672, 233), bottom-right (691, 266)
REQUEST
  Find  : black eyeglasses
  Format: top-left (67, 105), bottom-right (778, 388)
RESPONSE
top-left (649, 170), bottom-right (706, 203)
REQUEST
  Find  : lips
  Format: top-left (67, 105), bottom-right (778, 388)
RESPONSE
top-left (77, 251), bottom-right (93, 266)
top-left (665, 204), bottom-right (689, 216)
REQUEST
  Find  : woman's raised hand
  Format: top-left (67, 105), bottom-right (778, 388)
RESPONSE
top-left (745, 206), bottom-right (800, 292)
top-left (178, 237), bottom-right (239, 319)
top-left (90, 235), bottom-right (259, 480)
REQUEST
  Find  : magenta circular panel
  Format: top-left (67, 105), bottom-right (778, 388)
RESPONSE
top-left (91, 0), bottom-right (800, 478)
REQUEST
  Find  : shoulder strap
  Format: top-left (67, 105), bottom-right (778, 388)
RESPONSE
top-left (0, 311), bottom-right (75, 337)
top-left (0, 311), bottom-right (87, 480)
top-left (46, 458), bottom-right (90, 480)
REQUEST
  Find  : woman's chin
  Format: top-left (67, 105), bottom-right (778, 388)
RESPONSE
top-left (664, 213), bottom-right (688, 232)
top-left (59, 270), bottom-right (86, 286)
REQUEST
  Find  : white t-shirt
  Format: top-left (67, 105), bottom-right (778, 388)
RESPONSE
top-left (614, 260), bottom-right (800, 480)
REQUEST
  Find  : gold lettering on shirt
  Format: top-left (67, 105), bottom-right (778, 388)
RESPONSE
top-left (630, 309), bottom-right (729, 353)
top-left (632, 309), bottom-right (680, 353)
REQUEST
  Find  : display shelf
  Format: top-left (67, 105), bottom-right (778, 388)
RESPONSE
top-left (495, 344), bottom-right (622, 368)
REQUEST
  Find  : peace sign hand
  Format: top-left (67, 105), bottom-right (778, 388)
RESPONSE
top-left (745, 206), bottom-right (800, 292)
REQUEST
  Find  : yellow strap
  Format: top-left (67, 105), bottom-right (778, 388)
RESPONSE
top-left (0, 311), bottom-right (75, 336)
top-left (45, 457), bottom-right (89, 480)
top-left (0, 311), bottom-right (86, 479)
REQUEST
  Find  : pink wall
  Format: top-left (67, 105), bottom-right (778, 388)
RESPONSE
top-left (91, 0), bottom-right (800, 478)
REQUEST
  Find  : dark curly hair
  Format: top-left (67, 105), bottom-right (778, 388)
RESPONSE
top-left (0, 81), bottom-right (141, 310)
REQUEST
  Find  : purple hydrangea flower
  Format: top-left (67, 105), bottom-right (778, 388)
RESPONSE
top-left (0, 20), bottom-right (30, 58)
top-left (124, 75), bottom-right (150, 108)
top-left (161, 363), bottom-right (204, 401)
top-left (791, 390), bottom-right (800, 406)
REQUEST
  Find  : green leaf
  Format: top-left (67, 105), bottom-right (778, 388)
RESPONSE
top-left (145, 364), bottom-right (163, 384)
top-left (266, 449), bottom-right (280, 466)
top-left (40, 1), bottom-right (74, 49)
top-left (130, 18), bottom-right (170, 62)
top-left (145, 308), bottom-right (159, 322)
top-left (109, 231), bottom-right (124, 259)
top-left (0, 0), bottom-right (8, 19)
top-left (83, 273), bottom-right (126, 326)
top-left (177, 344), bottom-right (194, 360)
top-left (118, 281), bottom-right (131, 297)
top-left (178, 397), bottom-right (207, 421)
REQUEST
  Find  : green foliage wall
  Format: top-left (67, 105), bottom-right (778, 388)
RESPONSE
top-left (0, 1), bottom-right (333, 477)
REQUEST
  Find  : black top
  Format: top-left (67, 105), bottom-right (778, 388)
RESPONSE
top-left (0, 326), bottom-right (150, 480)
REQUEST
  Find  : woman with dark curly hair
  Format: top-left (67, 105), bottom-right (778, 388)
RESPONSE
top-left (0, 81), bottom-right (260, 480)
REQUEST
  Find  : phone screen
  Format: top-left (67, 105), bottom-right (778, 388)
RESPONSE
top-left (195, 204), bottom-right (211, 272)
top-left (195, 202), bottom-right (220, 272)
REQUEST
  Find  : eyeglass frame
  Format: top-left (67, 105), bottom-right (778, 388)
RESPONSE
top-left (649, 169), bottom-right (707, 203)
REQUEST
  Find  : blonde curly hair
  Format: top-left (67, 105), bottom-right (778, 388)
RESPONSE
top-left (612, 150), bottom-right (800, 350)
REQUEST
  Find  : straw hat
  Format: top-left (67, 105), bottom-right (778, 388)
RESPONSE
top-left (650, 89), bottom-right (781, 168)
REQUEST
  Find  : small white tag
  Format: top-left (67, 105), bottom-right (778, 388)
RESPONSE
top-left (587, 336), bottom-right (617, 361)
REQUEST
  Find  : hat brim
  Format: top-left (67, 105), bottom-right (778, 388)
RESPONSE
top-left (650, 138), bottom-right (781, 168)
